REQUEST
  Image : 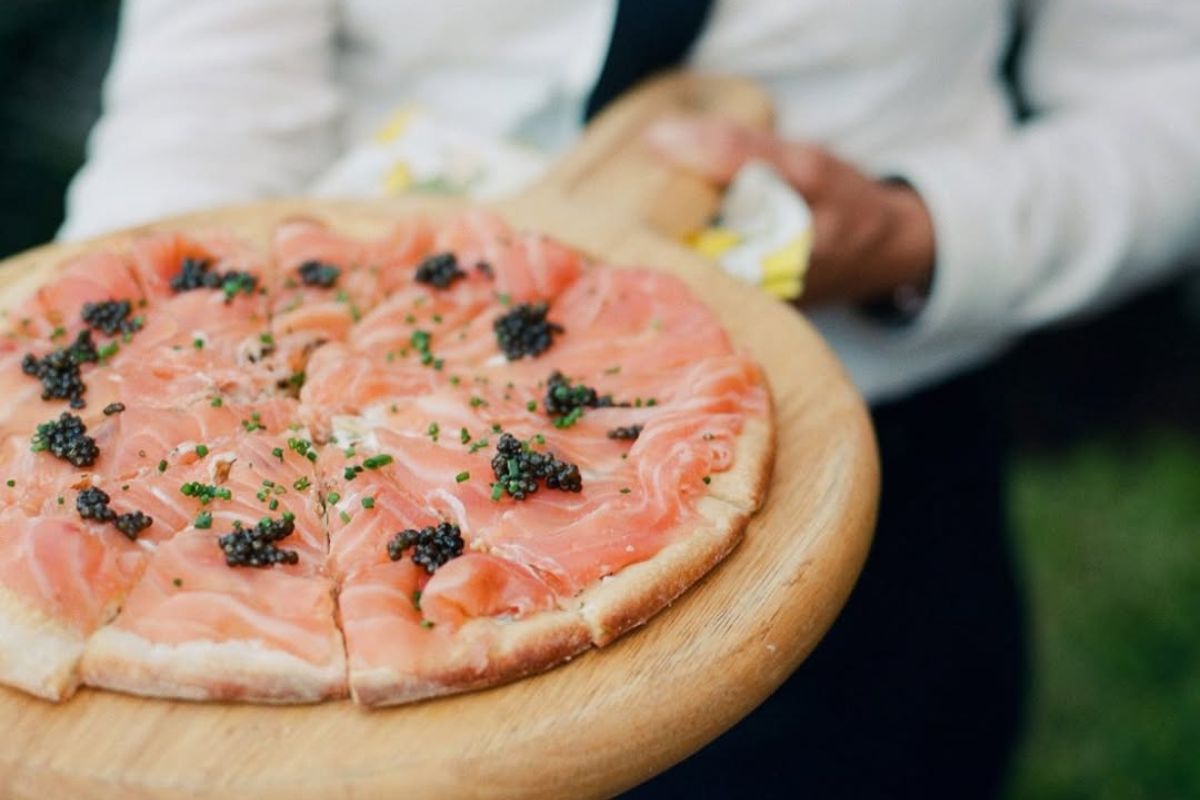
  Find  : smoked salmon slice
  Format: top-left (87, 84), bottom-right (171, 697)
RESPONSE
top-left (80, 432), bottom-right (345, 702)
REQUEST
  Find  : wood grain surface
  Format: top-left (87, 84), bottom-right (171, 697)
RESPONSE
top-left (0, 74), bottom-right (878, 799)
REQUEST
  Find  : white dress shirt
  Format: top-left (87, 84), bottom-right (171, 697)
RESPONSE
top-left (60, 0), bottom-right (1200, 402)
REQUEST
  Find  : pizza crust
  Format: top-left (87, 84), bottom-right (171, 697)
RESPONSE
top-left (704, 410), bottom-right (776, 513)
top-left (0, 586), bottom-right (86, 702)
top-left (80, 627), bottom-right (347, 704)
top-left (352, 608), bottom-right (591, 707)
top-left (576, 496), bottom-right (750, 647)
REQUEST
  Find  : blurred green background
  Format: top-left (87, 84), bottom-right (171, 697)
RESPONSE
top-left (2, 3), bottom-right (1197, 797)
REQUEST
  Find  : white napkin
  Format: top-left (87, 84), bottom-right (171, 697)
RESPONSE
top-left (311, 107), bottom-right (813, 300)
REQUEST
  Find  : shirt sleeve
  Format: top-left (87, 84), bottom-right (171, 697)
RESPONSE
top-left (883, 0), bottom-right (1200, 349)
top-left (59, 0), bottom-right (342, 241)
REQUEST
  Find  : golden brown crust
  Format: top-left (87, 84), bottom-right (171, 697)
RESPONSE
top-left (351, 609), bottom-right (591, 707)
top-left (576, 497), bottom-right (750, 647)
top-left (80, 627), bottom-right (347, 704)
top-left (0, 586), bottom-right (86, 702)
top-left (705, 408), bottom-right (776, 513)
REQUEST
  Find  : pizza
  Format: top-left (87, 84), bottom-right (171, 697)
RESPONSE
top-left (0, 209), bottom-right (773, 706)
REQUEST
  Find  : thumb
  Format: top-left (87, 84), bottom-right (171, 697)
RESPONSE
top-left (644, 115), bottom-right (781, 185)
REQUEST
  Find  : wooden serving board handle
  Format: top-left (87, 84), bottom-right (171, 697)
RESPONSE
top-left (517, 72), bottom-right (774, 240)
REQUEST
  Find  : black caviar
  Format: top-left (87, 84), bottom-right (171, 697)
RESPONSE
top-left (489, 432), bottom-right (582, 500)
top-left (32, 413), bottom-right (99, 467)
top-left (297, 260), bottom-right (341, 288)
top-left (414, 252), bottom-right (466, 289)
top-left (169, 257), bottom-right (224, 291)
top-left (114, 511), bottom-right (153, 539)
top-left (102, 402), bottom-right (126, 416)
top-left (22, 330), bottom-right (99, 407)
top-left (169, 257), bottom-right (258, 301)
top-left (75, 486), bottom-right (154, 540)
top-left (76, 486), bottom-right (115, 521)
top-left (544, 371), bottom-right (614, 416)
top-left (387, 521), bottom-right (464, 573)
top-left (218, 514), bottom-right (299, 568)
top-left (493, 302), bottom-right (562, 360)
top-left (607, 424), bottom-right (643, 441)
top-left (81, 300), bottom-right (142, 336)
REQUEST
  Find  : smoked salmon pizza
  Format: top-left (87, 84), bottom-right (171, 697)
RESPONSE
top-left (0, 211), bottom-right (773, 706)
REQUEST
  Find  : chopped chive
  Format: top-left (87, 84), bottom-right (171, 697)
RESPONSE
top-left (326, 491), bottom-right (341, 505)
top-left (157, 459), bottom-right (168, 472)
top-left (172, 578), bottom-right (183, 587)
top-left (195, 444), bottom-right (209, 457)
top-left (272, 447), bottom-right (284, 461)
top-left (411, 590), bottom-right (422, 610)
top-left (293, 476), bottom-right (311, 491)
top-left (455, 471), bottom-right (470, 483)
top-left (192, 337), bottom-right (204, 350)
top-left (702, 476), bottom-right (712, 484)
top-left (210, 396), bottom-right (223, 407)
top-left (526, 400), bottom-right (537, 412)
top-left (420, 619), bottom-right (435, 629)
top-left (194, 510), bottom-right (213, 529)
top-left (460, 427), bottom-right (471, 444)
top-left (427, 422), bottom-right (439, 441)
top-left (361, 496), bottom-right (375, 509)
top-left (363, 454), bottom-right (393, 469)
top-left (339, 510), bottom-right (351, 524)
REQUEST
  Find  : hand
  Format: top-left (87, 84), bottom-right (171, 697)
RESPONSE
top-left (645, 116), bottom-right (935, 307)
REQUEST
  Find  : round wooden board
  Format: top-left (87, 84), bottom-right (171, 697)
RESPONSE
top-left (0, 76), bottom-right (878, 799)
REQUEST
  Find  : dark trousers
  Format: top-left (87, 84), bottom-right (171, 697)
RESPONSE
top-left (628, 366), bottom-right (1028, 799)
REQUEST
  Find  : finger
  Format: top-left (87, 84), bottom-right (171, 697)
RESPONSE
top-left (646, 116), bottom-right (833, 200)
top-left (643, 115), bottom-right (782, 184)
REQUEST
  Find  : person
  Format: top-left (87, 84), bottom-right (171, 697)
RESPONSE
top-left (60, 1), bottom-right (1200, 797)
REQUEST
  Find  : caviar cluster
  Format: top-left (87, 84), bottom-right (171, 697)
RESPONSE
top-left (493, 302), bottom-right (562, 360)
top-left (81, 300), bottom-right (142, 336)
top-left (75, 487), bottom-right (153, 540)
top-left (297, 260), bottom-right (341, 288)
top-left (31, 412), bottom-right (99, 467)
top-left (606, 424), bottom-right (643, 441)
top-left (169, 256), bottom-right (258, 299)
top-left (490, 433), bottom-right (582, 500)
top-left (218, 514), bottom-right (300, 568)
top-left (543, 371), bottom-right (614, 416)
top-left (387, 521), bottom-right (465, 574)
top-left (414, 252), bottom-right (466, 289)
top-left (21, 330), bottom-right (99, 407)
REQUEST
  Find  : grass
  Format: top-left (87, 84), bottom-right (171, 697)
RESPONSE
top-left (1006, 431), bottom-right (1200, 800)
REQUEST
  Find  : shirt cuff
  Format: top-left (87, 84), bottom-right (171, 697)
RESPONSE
top-left (871, 147), bottom-right (1022, 347)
